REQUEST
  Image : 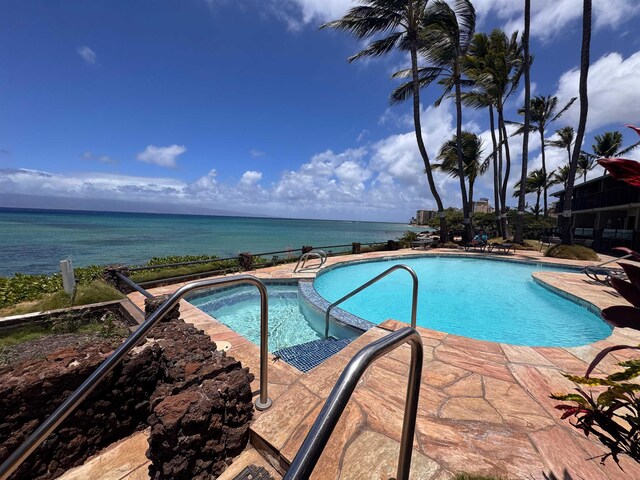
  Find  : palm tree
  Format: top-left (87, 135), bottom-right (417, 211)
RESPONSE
top-left (586, 130), bottom-right (640, 174)
top-left (512, 169), bottom-right (551, 220)
top-left (434, 132), bottom-right (487, 216)
top-left (551, 164), bottom-right (571, 189)
top-left (514, 0), bottom-right (531, 244)
top-left (463, 29), bottom-right (523, 239)
top-left (322, 1), bottom-right (449, 242)
top-left (511, 96), bottom-right (577, 217)
top-left (577, 153), bottom-right (596, 182)
top-left (546, 126), bottom-right (575, 165)
top-left (391, 0), bottom-right (476, 241)
top-left (561, 0), bottom-right (591, 245)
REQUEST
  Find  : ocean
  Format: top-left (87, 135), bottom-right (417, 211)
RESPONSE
top-left (0, 208), bottom-right (422, 276)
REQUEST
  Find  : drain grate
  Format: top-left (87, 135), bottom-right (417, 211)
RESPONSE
top-left (232, 464), bottom-right (274, 480)
top-left (273, 337), bottom-right (352, 372)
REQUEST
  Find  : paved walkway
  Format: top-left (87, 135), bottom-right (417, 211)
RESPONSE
top-left (62, 248), bottom-right (640, 479)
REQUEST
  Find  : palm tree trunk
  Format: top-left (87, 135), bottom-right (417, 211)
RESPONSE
top-left (455, 79), bottom-right (471, 242)
top-left (540, 128), bottom-right (548, 216)
top-left (535, 190), bottom-right (541, 220)
top-left (409, 42), bottom-right (448, 243)
top-left (562, 0), bottom-right (591, 245)
top-left (489, 106), bottom-right (502, 237)
top-left (514, 0), bottom-right (531, 245)
top-left (499, 108), bottom-right (511, 239)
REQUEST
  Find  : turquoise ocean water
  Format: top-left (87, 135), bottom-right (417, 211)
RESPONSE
top-left (0, 208), bottom-right (419, 276)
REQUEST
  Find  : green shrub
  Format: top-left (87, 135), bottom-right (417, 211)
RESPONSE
top-left (1, 280), bottom-right (124, 317)
top-left (545, 244), bottom-right (599, 261)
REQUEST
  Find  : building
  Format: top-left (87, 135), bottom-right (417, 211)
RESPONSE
top-left (552, 174), bottom-right (640, 252)
top-left (415, 209), bottom-right (437, 225)
top-left (471, 198), bottom-right (494, 214)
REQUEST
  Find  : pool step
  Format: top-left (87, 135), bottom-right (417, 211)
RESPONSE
top-left (273, 337), bottom-right (352, 373)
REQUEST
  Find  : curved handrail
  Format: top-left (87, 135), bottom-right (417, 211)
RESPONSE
top-left (0, 275), bottom-right (272, 480)
top-left (284, 327), bottom-right (423, 480)
top-left (293, 250), bottom-right (327, 273)
top-left (324, 264), bottom-right (418, 338)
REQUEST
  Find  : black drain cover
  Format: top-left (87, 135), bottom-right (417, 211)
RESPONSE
top-left (232, 464), bottom-right (274, 480)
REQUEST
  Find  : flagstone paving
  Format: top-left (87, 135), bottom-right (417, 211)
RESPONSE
top-left (59, 248), bottom-right (640, 478)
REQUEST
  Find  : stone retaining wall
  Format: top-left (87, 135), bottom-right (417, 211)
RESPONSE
top-left (0, 307), bottom-right (254, 480)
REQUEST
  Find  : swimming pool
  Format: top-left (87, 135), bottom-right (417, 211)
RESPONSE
top-left (187, 282), bottom-right (358, 352)
top-left (313, 256), bottom-right (612, 347)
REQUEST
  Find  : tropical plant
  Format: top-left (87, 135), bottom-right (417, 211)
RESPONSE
top-left (463, 29), bottom-right (523, 239)
top-left (550, 164), bottom-right (571, 189)
top-left (514, 0), bottom-right (532, 244)
top-left (512, 168), bottom-right (552, 220)
top-left (552, 252), bottom-right (640, 466)
top-left (434, 132), bottom-right (487, 215)
top-left (322, 0), bottom-right (449, 242)
top-left (560, 0), bottom-right (592, 246)
top-left (512, 95), bottom-right (577, 216)
top-left (577, 152), bottom-right (597, 182)
top-left (546, 126), bottom-right (575, 165)
top-left (584, 130), bottom-right (640, 175)
top-left (392, 0), bottom-right (476, 241)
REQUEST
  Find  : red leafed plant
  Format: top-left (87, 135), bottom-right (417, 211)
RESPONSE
top-left (598, 124), bottom-right (640, 187)
top-left (552, 248), bottom-right (640, 466)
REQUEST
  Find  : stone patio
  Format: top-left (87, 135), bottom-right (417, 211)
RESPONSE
top-left (60, 247), bottom-right (640, 479)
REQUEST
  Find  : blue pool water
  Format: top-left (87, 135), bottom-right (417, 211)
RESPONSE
top-left (187, 283), bottom-right (357, 351)
top-left (314, 257), bottom-right (612, 347)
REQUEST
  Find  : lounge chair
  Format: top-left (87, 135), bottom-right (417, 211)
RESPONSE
top-left (464, 241), bottom-right (487, 252)
top-left (411, 239), bottom-right (435, 250)
top-left (488, 242), bottom-right (514, 254)
top-left (583, 248), bottom-right (636, 284)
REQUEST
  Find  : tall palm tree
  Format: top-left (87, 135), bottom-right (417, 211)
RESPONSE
top-left (511, 95), bottom-right (577, 217)
top-left (514, 0), bottom-right (531, 244)
top-left (561, 0), bottom-right (591, 245)
top-left (513, 168), bottom-right (551, 220)
top-left (546, 126), bottom-right (575, 165)
top-left (586, 130), bottom-right (640, 174)
top-left (434, 132), bottom-right (487, 215)
top-left (322, 1), bottom-right (449, 242)
top-left (392, 0), bottom-right (476, 241)
top-left (464, 29), bottom-right (523, 239)
top-left (551, 164), bottom-right (571, 189)
top-left (577, 153), bottom-right (596, 182)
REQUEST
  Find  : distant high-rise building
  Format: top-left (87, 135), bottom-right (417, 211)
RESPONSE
top-left (416, 209), bottom-right (437, 225)
top-left (472, 198), bottom-right (494, 214)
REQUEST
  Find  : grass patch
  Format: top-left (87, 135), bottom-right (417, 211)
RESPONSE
top-left (0, 280), bottom-right (124, 317)
top-left (0, 324), bottom-right (52, 349)
top-left (545, 244), bottom-right (599, 261)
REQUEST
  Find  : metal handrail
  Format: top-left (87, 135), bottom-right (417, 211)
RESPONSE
top-left (0, 275), bottom-right (272, 480)
top-left (324, 264), bottom-right (418, 338)
top-left (284, 327), bottom-right (423, 480)
top-left (293, 250), bottom-right (327, 273)
top-left (115, 271), bottom-right (154, 298)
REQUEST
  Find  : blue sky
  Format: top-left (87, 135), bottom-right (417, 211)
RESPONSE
top-left (2, 0), bottom-right (640, 221)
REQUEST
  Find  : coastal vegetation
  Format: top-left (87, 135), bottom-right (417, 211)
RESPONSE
top-left (545, 244), bottom-right (599, 261)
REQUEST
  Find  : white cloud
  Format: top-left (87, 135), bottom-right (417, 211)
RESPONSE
top-left (76, 46), bottom-right (97, 65)
top-left (278, 0), bottom-right (640, 41)
top-left (250, 148), bottom-right (265, 158)
top-left (136, 144), bottom-right (187, 168)
top-left (240, 170), bottom-right (263, 185)
top-left (554, 51), bottom-right (640, 133)
top-left (82, 151), bottom-right (117, 165)
top-left (474, 0), bottom-right (640, 40)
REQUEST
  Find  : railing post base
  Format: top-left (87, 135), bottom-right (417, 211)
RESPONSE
top-left (255, 397), bottom-right (273, 411)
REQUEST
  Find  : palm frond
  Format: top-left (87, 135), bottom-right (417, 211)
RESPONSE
top-left (551, 97), bottom-right (577, 122)
top-left (348, 32), bottom-right (404, 62)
